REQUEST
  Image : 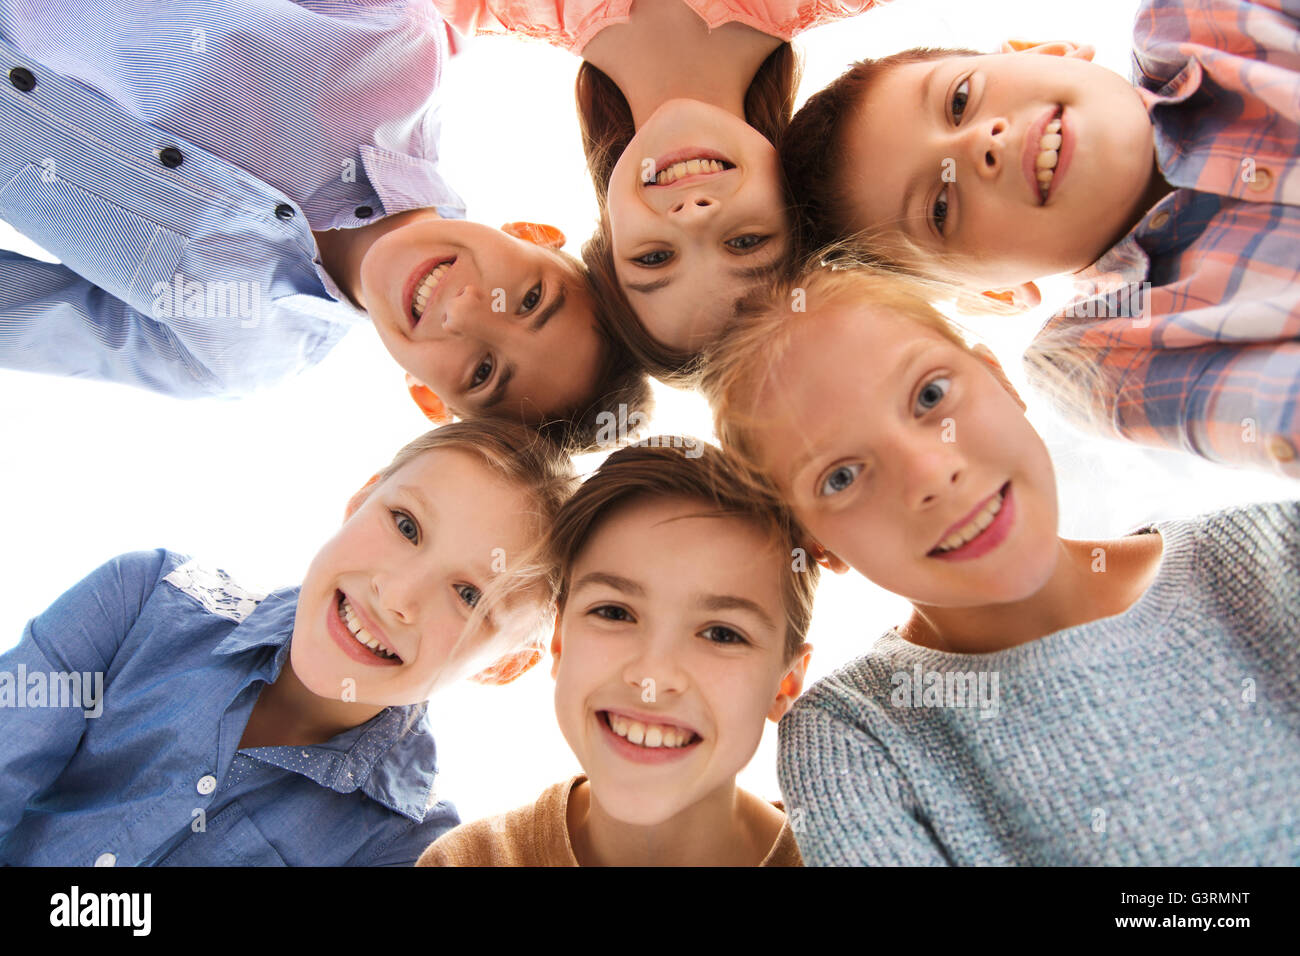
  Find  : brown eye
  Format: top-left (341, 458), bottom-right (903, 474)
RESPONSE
top-left (951, 79), bottom-right (970, 122)
top-left (470, 357), bottom-right (493, 388)
top-left (518, 283), bottom-right (542, 313)
top-left (633, 250), bottom-right (672, 267)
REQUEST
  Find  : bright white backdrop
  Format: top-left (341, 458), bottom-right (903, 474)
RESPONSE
top-left (1, 0), bottom-right (1293, 823)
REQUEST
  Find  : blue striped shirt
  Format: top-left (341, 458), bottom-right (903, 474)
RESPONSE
top-left (0, 0), bottom-right (465, 397)
top-left (0, 549), bottom-right (459, 866)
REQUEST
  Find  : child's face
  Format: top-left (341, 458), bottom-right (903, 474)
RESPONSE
top-left (292, 448), bottom-right (542, 706)
top-left (839, 50), bottom-right (1155, 288)
top-left (552, 495), bottom-right (801, 827)
top-left (751, 304), bottom-right (1061, 608)
top-left (607, 99), bottom-right (791, 352)
top-left (359, 219), bottom-right (605, 422)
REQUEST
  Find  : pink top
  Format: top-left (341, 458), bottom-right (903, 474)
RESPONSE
top-left (435, 0), bottom-right (879, 53)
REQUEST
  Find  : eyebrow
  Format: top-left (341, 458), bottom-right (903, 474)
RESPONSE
top-left (394, 483), bottom-right (434, 516)
top-left (571, 571), bottom-right (646, 596)
top-left (530, 283), bottom-right (567, 333)
top-left (696, 593), bottom-right (777, 630)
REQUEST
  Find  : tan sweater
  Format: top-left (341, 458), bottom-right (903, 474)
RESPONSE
top-left (416, 775), bottom-right (802, 866)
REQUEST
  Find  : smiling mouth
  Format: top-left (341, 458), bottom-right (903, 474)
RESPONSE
top-left (600, 711), bottom-right (701, 749)
top-left (408, 257), bottom-right (456, 326)
top-left (646, 157), bottom-right (734, 187)
top-left (928, 482), bottom-right (1011, 556)
top-left (337, 592), bottom-right (402, 662)
top-left (1034, 108), bottom-right (1064, 203)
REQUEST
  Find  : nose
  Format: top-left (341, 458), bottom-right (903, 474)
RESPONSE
top-left (668, 194), bottom-right (720, 221)
top-left (963, 116), bottom-right (1008, 181)
top-left (440, 283), bottom-right (487, 336)
top-left (901, 430), bottom-right (967, 511)
top-left (372, 569), bottom-right (421, 627)
top-left (620, 627), bottom-right (688, 699)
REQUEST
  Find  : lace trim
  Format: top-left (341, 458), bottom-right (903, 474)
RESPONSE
top-left (163, 560), bottom-right (268, 623)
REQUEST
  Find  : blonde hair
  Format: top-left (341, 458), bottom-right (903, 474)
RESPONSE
top-left (700, 256), bottom-right (977, 487)
top-left (546, 440), bottom-right (819, 661)
top-left (375, 419), bottom-right (579, 683)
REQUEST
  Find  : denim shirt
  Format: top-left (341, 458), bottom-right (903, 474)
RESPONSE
top-left (0, 550), bottom-right (459, 866)
top-left (0, 0), bottom-right (465, 397)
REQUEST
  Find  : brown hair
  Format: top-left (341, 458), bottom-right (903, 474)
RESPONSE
top-left (547, 440), bottom-right (819, 661)
top-left (782, 47), bottom-right (981, 262)
top-left (574, 45), bottom-right (803, 382)
top-left (375, 418), bottom-right (580, 677)
top-left (700, 256), bottom-right (974, 488)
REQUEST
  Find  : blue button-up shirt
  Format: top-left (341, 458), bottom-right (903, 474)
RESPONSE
top-left (0, 0), bottom-right (465, 397)
top-left (0, 549), bottom-right (459, 866)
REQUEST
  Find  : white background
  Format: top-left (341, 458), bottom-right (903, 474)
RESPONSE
top-left (1, 0), bottom-right (1293, 823)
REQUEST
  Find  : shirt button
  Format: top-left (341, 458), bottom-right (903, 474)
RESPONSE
top-left (355, 205), bottom-right (374, 218)
top-left (1248, 167), bottom-right (1274, 192)
top-left (1149, 211), bottom-right (1171, 230)
top-left (274, 203), bottom-right (295, 220)
top-left (1268, 436), bottom-right (1295, 463)
top-left (196, 774), bottom-right (217, 795)
top-left (158, 146), bottom-right (184, 168)
top-left (94, 852), bottom-right (117, 867)
top-left (8, 67), bottom-right (36, 92)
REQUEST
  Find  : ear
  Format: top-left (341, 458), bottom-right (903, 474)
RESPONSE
top-left (549, 615), bottom-right (563, 680)
top-left (344, 472), bottom-right (382, 522)
top-left (806, 541), bottom-right (851, 575)
top-left (956, 282), bottom-right (1042, 315)
top-left (500, 221), bottom-right (566, 249)
top-left (768, 644), bottom-right (812, 722)
top-left (468, 638), bottom-right (545, 686)
top-left (971, 343), bottom-right (1027, 411)
top-left (406, 373), bottom-right (453, 425)
top-left (999, 39), bottom-right (1095, 61)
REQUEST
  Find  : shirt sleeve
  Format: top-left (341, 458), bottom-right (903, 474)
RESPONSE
top-left (1025, 332), bottom-right (1300, 478)
top-left (776, 700), bottom-right (953, 866)
top-left (0, 550), bottom-right (170, 846)
top-left (0, 251), bottom-right (349, 398)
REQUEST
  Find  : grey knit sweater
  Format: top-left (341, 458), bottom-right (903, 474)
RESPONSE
top-left (778, 502), bottom-right (1300, 865)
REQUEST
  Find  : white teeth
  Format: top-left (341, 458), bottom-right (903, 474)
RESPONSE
top-left (339, 596), bottom-right (398, 659)
top-left (412, 261), bottom-right (453, 318)
top-left (605, 713), bottom-right (696, 748)
top-left (935, 489), bottom-right (1006, 554)
top-left (1036, 120), bottom-right (1063, 199)
top-left (652, 158), bottom-right (727, 185)
top-left (1046, 118), bottom-right (1061, 134)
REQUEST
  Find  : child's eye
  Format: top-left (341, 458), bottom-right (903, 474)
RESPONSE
top-left (725, 234), bottom-right (767, 251)
top-left (701, 625), bottom-right (748, 646)
top-left (469, 356), bottom-right (493, 389)
top-left (456, 584), bottom-right (482, 608)
top-left (392, 510), bottom-right (419, 543)
top-left (517, 283), bottom-right (543, 313)
top-left (818, 463), bottom-right (864, 498)
top-left (633, 250), bottom-right (672, 267)
top-left (951, 78), bottom-right (970, 123)
top-left (916, 376), bottom-right (952, 414)
top-left (932, 186), bottom-right (950, 235)
top-left (591, 604), bottom-right (634, 623)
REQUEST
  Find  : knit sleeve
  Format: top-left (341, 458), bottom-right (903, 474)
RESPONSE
top-left (777, 695), bottom-right (952, 866)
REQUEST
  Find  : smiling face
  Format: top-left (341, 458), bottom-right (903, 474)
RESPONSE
top-left (607, 99), bottom-right (791, 352)
top-left (840, 50), bottom-right (1156, 288)
top-left (291, 448), bottom-right (543, 706)
top-left (750, 302), bottom-right (1060, 608)
top-left (359, 219), bottom-right (606, 422)
top-left (552, 495), bottom-right (800, 827)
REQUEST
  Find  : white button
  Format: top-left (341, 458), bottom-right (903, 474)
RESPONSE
top-left (1149, 211), bottom-right (1171, 230)
top-left (94, 852), bottom-right (116, 867)
top-left (196, 774), bottom-right (217, 795)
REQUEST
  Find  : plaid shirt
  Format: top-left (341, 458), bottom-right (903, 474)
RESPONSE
top-left (1024, 0), bottom-right (1300, 478)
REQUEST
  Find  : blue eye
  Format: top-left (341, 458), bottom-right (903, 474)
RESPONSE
top-left (725, 235), bottom-right (766, 251)
top-left (392, 510), bottom-right (419, 543)
top-left (633, 250), bottom-right (672, 267)
top-left (951, 78), bottom-right (970, 122)
top-left (916, 376), bottom-right (951, 414)
top-left (932, 186), bottom-right (950, 234)
top-left (701, 625), bottom-right (747, 645)
top-left (456, 584), bottom-right (482, 608)
top-left (818, 463), bottom-right (863, 498)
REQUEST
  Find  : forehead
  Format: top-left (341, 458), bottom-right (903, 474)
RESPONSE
top-left (386, 447), bottom-right (533, 521)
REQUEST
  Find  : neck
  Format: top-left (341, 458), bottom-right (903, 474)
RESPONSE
top-left (245, 652), bottom-right (386, 748)
top-left (902, 533), bottom-right (1164, 654)
top-left (567, 777), bottom-right (780, 866)
top-left (581, 0), bottom-right (781, 128)
top-left (311, 207), bottom-right (443, 311)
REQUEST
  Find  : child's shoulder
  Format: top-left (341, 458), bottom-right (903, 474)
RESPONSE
top-left (415, 776), bottom-right (580, 867)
